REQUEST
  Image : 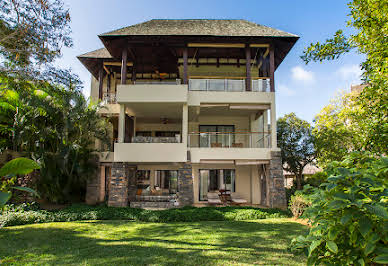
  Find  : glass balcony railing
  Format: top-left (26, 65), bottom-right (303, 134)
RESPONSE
top-left (188, 132), bottom-right (271, 148)
top-left (189, 78), bottom-right (270, 92)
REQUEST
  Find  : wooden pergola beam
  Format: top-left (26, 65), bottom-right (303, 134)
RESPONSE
top-left (121, 49), bottom-right (128, 85)
top-left (269, 45), bottom-right (275, 92)
top-left (245, 44), bottom-right (251, 91)
top-left (183, 47), bottom-right (188, 84)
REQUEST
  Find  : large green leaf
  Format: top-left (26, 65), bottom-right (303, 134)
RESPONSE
top-left (309, 240), bottom-right (322, 256)
top-left (359, 216), bottom-right (372, 237)
top-left (12, 186), bottom-right (39, 197)
top-left (364, 241), bottom-right (375, 256)
top-left (366, 204), bottom-right (388, 219)
top-left (374, 255), bottom-right (388, 264)
top-left (326, 241), bottom-right (338, 254)
top-left (0, 158), bottom-right (40, 177)
top-left (0, 191), bottom-right (12, 206)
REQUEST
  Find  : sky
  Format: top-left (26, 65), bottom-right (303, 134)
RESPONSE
top-left (57, 0), bottom-right (364, 123)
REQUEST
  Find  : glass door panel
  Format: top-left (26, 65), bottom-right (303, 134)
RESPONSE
top-left (199, 170), bottom-right (209, 201)
top-left (199, 125), bottom-right (217, 147)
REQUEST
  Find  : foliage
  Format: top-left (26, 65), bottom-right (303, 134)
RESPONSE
top-left (288, 186), bottom-right (315, 218)
top-left (0, 0), bottom-right (75, 84)
top-left (277, 113), bottom-right (315, 189)
top-left (313, 91), bottom-right (369, 167)
top-left (302, 0), bottom-right (388, 155)
top-left (0, 204), bottom-right (291, 227)
top-left (290, 152), bottom-right (388, 265)
top-left (0, 79), bottom-right (111, 203)
top-left (304, 171), bottom-right (327, 188)
top-left (0, 158), bottom-right (40, 208)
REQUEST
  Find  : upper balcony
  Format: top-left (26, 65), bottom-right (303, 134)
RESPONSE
top-left (189, 78), bottom-right (270, 92)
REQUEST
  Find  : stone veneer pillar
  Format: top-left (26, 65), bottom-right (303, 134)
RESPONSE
top-left (177, 163), bottom-right (194, 206)
top-left (85, 167), bottom-right (101, 205)
top-left (267, 151), bottom-right (287, 209)
top-left (108, 162), bottom-right (130, 207)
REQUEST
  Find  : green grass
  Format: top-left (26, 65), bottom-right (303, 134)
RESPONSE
top-left (0, 218), bottom-right (307, 265)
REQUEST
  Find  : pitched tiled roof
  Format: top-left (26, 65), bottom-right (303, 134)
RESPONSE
top-left (100, 19), bottom-right (298, 38)
top-left (77, 48), bottom-right (112, 59)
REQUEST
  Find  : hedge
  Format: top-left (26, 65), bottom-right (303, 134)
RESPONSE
top-left (0, 204), bottom-right (290, 227)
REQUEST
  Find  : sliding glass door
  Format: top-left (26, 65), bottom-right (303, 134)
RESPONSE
top-left (155, 170), bottom-right (178, 194)
top-left (199, 169), bottom-right (236, 201)
top-left (199, 125), bottom-right (234, 147)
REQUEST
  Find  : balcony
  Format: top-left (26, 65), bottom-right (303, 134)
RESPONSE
top-left (114, 142), bottom-right (187, 163)
top-left (188, 132), bottom-right (271, 163)
top-left (189, 78), bottom-right (270, 92)
top-left (116, 83), bottom-right (188, 103)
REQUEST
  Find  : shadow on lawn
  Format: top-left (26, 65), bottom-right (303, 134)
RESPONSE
top-left (0, 220), bottom-right (307, 265)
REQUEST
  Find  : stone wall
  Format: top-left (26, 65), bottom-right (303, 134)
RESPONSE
top-left (267, 151), bottom-right (287, 209)
top-left (85, 164), bottom-right (102, 205)
top-left (127, 165), bottom-right (137, 202)
top-left (108, 163), bottom-right (129, 207)
top-left (177, 163), bottom-right (194, 206)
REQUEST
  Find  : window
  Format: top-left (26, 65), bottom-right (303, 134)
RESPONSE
top-left (136, 131), bottom-right (152, 137)
top-left (155, 170), bottom-right (178, 194)
top-left (199, 169), bottom-right (235, 201)
top-left (155, 131), bottom-right (180, 137)
top-left (136, 170), bottom-right (151, 189)
top-left (199, 125), bottom-right (235, 147)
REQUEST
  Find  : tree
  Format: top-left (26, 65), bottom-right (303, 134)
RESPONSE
top-left (301, 0), bottom-right (388, 155)
top-left (277, 113), bottom-right (315, 189)
top-left (0, 0), bottom-right (74, 84)
top-left (0, 80), bottom-right (111, 202)
top-left (313, 91), bottom-right (368, 167)
top-left (0, 158), bottom-right (40, 208)
top-left (290, 152), bottom-right (388, 265)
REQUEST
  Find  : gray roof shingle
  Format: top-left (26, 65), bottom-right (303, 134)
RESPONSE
top-left (100, 19), bottom-right (298, 38)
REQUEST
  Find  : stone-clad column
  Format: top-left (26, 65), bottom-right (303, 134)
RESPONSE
top-left (177, 163), bottom-right (194, 206)
top-left (85, 164), bottom-right (102, 205)
top-left (108, 162), bottom-right (129, 207)
top-left (267, 151), bottom-right (287, 209)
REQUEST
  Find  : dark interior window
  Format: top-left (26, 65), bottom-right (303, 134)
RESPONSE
top-left (155, 131), bottom-right (180, 137)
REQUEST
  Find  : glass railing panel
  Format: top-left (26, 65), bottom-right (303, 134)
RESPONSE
top-left (208, 79), bottom-right (225, 91)
top-left (188, 132), bottom-right (271, 148)
top-left (226, 79), bottom-right (245, 91)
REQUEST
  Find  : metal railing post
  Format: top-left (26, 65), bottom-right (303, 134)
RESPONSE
top-left (228, 133), bottom-right (231, 148)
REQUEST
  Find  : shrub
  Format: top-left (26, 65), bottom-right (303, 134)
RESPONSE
top-left (290, 152), bottom-right (388, 265)
top-left (304, 171), bottom-right (327, 187)
top-left (0, 204), bottom-right (290, 227)
top-left (289, 192), bottom-right (311, 218)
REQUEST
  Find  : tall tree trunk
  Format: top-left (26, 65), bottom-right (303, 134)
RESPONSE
top-left (296, 171), bottom-right (303, 190)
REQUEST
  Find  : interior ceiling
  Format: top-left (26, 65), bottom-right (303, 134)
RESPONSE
top-left (189, 106), bottom-right (263, 120)
top-left (125, 102), bottom-right (183, 119)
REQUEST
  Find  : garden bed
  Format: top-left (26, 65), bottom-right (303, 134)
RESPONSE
top-left (0, 204), bottom-right (290, 227)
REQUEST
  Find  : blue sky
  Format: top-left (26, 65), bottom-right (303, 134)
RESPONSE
top-left (57, 0), bottom-right (364, 123)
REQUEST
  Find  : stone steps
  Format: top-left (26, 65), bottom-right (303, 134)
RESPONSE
top-left (130, 201), bottom-right (175, 209)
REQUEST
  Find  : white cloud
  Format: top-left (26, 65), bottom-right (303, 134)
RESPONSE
top-left (278, 84), bottom-right (296, 96)
top-left (337, 64), bottom-right (362, 83)
top-left (291, 66), bottom-right (315, 83)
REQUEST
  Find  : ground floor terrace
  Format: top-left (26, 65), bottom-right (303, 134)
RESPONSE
top-left (86, 151), bottom-right (286, 209)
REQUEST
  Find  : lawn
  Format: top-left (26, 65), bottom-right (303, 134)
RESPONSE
top-left (0, 218), bottom-right (307, 265)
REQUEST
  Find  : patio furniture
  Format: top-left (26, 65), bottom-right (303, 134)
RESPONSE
top-left (232, 143), bottom-right (243, 148)
top-left (230, 192), bottom-right (247, 205)
top-left (210, 143), bottom-right (222, 148)
top-left (207, 192), bottom-right (222, 205)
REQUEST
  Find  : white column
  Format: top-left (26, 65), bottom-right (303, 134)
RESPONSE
top-left (118, 104), bottom-right (125, 143)
top-left (270, 102), bottom-right (277, 148)
top-left (182, 104), bottom-right (188, 147)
